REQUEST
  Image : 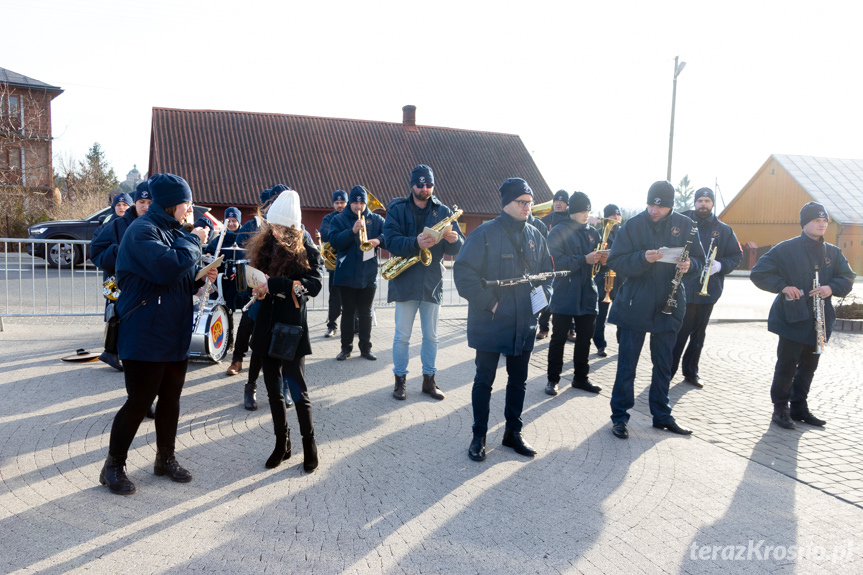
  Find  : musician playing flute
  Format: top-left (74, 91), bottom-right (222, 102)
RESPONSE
top-left (454, 178), bottom-right (553, 462)
top-left (607, 181), bottom-right (705, 439)
top-left (544, 192), bottom-right (603, 396)
top-left (671, 188), bottom-right (742, 388)
top-left (383, 164), bottom-right (463, 401)
top-left (751, 202), bottom-right (855, 429)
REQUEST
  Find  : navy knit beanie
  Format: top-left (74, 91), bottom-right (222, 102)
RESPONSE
top-left (647, 181), bottom-right (674, 208)
top-left (800, 202), bottom-right (829, 227)
top-left (568, 192), bottom-right (591, 214)
top-left (224, 207), bottom-right (241, 222)
top-left (332, 189), bottom-right (348, 203)
top-left (499, 178), bottom-right (533, 208)
top-left (553, 190), bottom-right (570, 203)
top-left (133, 182), bottom-right (151, 202)
top-left (111, 192), bottom-right (133, 209)
top-left (350, 185), bottom-right (368, 205)
top-left (148, 173), bottom-right (192, 209)
top-left (694, 187), bottom-right (715, 203)
top-left (410, 164), bottom-right (434, 187)
top-left (259, 188), bottom-right (271, 204)
top-left (604, 204), bottom-right (621, 218)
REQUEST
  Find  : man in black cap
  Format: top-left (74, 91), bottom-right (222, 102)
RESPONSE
top-left (593, 203), bottom-right (622, 357)
top-left (537, 190), bottom-right (570, 339)
top-left (672, 188), bottom-right (742, 388)
top-left (320, 190), bottom-right (348, 338)
top-left (751, 202), bottom-right (855, 429)
top-left (607, 181), bottom-right (705, 439)
top-left (454, 178), bottom-right (553, 462)
top-left (544, 191), bottom-right (603, 396)
top-left (384, 165), bottom-right (463, 401)
top-left (328, 185), bottom-right (386, 361)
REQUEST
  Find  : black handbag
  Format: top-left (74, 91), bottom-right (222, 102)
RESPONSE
top-left (268, 322), bottom-right (304, 361)
top-left (104, 303), bottom-right (119, 354)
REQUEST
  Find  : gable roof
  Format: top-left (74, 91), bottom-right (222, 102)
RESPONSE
top-left (0, 67), bottom-right (63, 93)
top-left (148, 107), bottom-right (552, 214)
top-left (773, 154), bottom-right (863, 224)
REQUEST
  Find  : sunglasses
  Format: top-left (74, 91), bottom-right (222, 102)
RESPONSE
top-left (415, 183), bottom-right (434, 189)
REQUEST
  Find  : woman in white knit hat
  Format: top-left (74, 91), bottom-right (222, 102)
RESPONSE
top-left (245, 189), bottom-right (323, 472)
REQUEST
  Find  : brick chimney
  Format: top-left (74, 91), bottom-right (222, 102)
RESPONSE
top-left (402, 105), bottom-right (419, 132)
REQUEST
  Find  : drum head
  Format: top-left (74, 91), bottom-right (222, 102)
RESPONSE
top-left (204, 305), bottom-right (232, 362)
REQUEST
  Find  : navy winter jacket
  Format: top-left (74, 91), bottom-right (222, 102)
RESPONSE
top-left (680, 211), bottom-right (742, 304)
top-left (547, 218), bottom-right (599, 316)
top-left (607, 210), bottom-right (705, 334)
top-left (329, 207), bottom-right (386, 289)
top-left (454, 212), bottom-right (553, 355)
top-left (115, 208), bottom-right (205, 362)
top-left (319, 210), bottom-right (339, 243)
top-left (751, 233), bottom-right (855, 345)
top-left (250, 236), bottom-right (324, 358)
top-left (90, 208), bottom-right (136, 281)
top-left (383, 194), bottom-right (464, 303)
top-left (527, 213), bottom-right (548, 238)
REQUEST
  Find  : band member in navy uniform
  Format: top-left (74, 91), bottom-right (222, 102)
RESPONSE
top-left (607, 181), bottom-right (704, 439)
top-left (205, 206), bottom-right (244, 313)
top-left (454, 178), bottom-right (553, 462)
top-left (544, 192), bottom-right (603, 396)
top-left (328, 185), bottom-right (386, 361)
top-left (592, 203), bottom-right (622, 357)
top-left (384, 165), bottom-right (463, 400)
top-left (751, 202), bottom-right (855, 429)
top-left (537, 189), bottom-right (569, 339)
top-left (320, 190), bottom-right (348, 338)
top-left (672, 188), bottom-right (742, 388)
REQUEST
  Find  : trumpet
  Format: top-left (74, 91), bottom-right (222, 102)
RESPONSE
top-left (592, 217), bottom-right (620, 278)
top-left (697, 237), bottom-right (718, 296)
top-left (601, 270), bottom-right (616, 303)
top-left (381, 205), bottom-right (463, 280)
top-left (356, 190), bottom-right (385, 252)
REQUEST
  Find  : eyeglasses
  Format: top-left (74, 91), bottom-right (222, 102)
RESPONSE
top-left (415, 183), bottom-right (433, 189)
top-left (513, 200), bottom-right (534, 208)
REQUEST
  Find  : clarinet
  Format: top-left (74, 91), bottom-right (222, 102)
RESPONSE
top-left (480, 270), bottom-right (569, 288)
top-left (661, 226), bottom-right (697, 315)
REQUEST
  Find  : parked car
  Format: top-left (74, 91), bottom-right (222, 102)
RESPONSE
top-left (27, 205), bottom-right (220, 268)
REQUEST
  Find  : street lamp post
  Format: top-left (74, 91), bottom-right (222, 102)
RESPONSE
top-left (666, 56), bottom-right (686, 182)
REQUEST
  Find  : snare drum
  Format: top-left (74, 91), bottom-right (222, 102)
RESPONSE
top-left (189, 303), bottom-right (233, 362)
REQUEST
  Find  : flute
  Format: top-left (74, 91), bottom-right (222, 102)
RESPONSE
top-left (481, 270), bottom-right (569, 288)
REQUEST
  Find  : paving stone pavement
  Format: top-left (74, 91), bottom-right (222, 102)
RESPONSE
top-left (1, 307), bottom-right (862, 574)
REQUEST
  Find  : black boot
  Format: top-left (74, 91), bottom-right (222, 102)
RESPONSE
top-left (154, 450), bottom-right (193, 483)
top-left (244, 382), bottom-right (257, 411)
top-left (302, 437), bottom-right (318, 472)
top-left (468, 434), bottom-right (486, 462)
top-left (421, 373), bottom-right (445, 400)
top-left (772, 405), bottom-right (796, 429)
top-left (265, 433), bottom-right (292, 469)
top-left (99, 454), bottom-right (136, 495)
top-left (502, 428), bottom-right (537, 457)
top-left (393, 374), bottom-right (407, 400)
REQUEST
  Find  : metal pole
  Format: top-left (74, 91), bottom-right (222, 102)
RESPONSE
top-left (666, 56), bottom-right (679, 182)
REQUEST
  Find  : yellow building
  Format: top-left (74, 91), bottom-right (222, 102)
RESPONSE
top-left (720, 154), bottom-right (863, 273)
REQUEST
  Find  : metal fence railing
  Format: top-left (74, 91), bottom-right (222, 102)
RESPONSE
top-left (1, 238), bottom-right (467, 327)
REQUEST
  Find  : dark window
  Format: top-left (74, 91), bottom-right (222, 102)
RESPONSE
top-left (9, 148), bottom-right (21, 170)
top-left (8, 95), bottom-right (20, 117)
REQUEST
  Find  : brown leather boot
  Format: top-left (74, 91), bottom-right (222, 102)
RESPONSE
top-left (422, 373), bottom-right (445, 400)
top-left (393, 374), bottom-right (407, 400)
top-left (225, 360), bottom-right (242, 376)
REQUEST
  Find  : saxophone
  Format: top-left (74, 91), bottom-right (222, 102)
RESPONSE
top-left (813, 265), bottom-right (826, 354)
top-left (661, 225), bottom-right (697, 315)
top-left (315, 231), bottom-right (336, 271)
top-left (381, 205), bottom-right (463, 280)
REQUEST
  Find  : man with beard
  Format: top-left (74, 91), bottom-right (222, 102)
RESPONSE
top-left (607, 181), bottom-right (705, 439)
top-left (384, 165), bottom-right (463, 400)
top-left (319, 190), bottom-right (348, 338)
top-left (672, 188), bottom-right (742, 388)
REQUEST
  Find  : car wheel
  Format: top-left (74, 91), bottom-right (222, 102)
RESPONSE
top-left (46, 241), bottom-right (81, 269)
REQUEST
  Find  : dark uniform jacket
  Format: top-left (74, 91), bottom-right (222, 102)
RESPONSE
top-left (90, 208), bottom-right (137, 282)
top-left (383, 194), bottom-right (463, 304)
top-left (527, 213), bottom-right (548, 238)
top-left (547, 218), bottom-right (599, 316)
top-left (750, 233), bottom-right (855, 345)
top-left (329, 207), bottom-right (386, 289)
top-left (204, 230), bottom-right (243, 310)
top-left (250, 236), bottom-right (323, 358)
top-left (607, 209), bottom-right (705, 334)
top-left (541, 210), bottom-right (568, 232)
top-left (236, 216), bottom-right (262, 248)
top-left (680, 211), bottom-right (742, 304)
top-left (115, 208), bottom-right (205, 362)
top-left (454, 212), bottom-right (553, 356)
top-left (319, 210), bottom-right (340, 275)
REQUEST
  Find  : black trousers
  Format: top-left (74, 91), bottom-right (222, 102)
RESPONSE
top-left (231, 310), bottom-right (255, 363)
top-left (538, 309), bottom-right (551, 332)
top-left (327, 272), bottom-right (341, 330)
top-left (260, 354), bottom-right (314, 439)
top-left (671, 303), bottom-right (715, 379)
top-left (472, 350), bottom-right (530, 437)
top-left (109, 359), bottom-right (188, 460)
top-left (770, 336), bottom-right (820, 408)
top-left (339, 285), bottom-right (376, 353)
top-left (548, 313), bottom-right (596, 383)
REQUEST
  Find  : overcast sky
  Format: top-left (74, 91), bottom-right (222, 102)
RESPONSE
top-left (4, 0), bottom-right (863, 212)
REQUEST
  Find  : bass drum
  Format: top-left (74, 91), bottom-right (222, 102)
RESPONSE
top-left (189, 303), bottom-right (233, 362)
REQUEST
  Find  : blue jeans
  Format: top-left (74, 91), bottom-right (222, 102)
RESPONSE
top-left (392, 300), bottom-right (439, 376)
top-left (610, 328), bottom-right (676, 425)
top-left (471, 350), bottom-right (530, 436)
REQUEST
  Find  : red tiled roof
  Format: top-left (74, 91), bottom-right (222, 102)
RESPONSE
top-left (149, 107), bottom-right (552, 215)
